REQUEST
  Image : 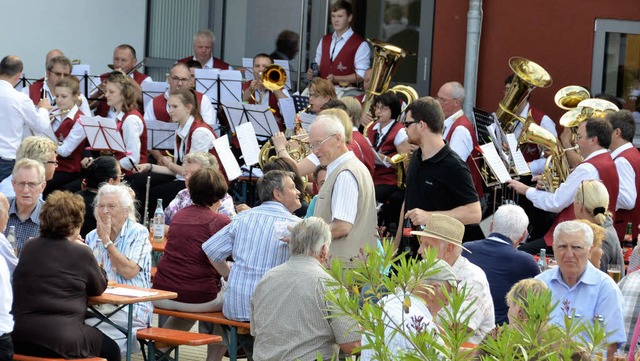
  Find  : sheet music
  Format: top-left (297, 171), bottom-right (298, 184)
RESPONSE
top-left (104, 287), bottom-right (158, 297)
top-left (195, 69), bottom-right (243, 109)
top-left (71, 64), bottom-right (96, 98)
top-left (80, 115), bottom-right (126, 152)
top-left (236, 122), bottom-right (261, 166)
top-left (480, 143), bottom-right (512, 183)
top-left (142, 81), bottom-right (168, 110)
top-left (222, 101), bottom-right (281, 138)
top-left (145, 120), bottom-right (178, 150)
top-left (506, 133), bottom-right (531, 175)
top-left (279, 97), bottom-right (296, 130)
top-left (213, 135), bottom-right (242, 181)
top-left (195, 68), bottom-right (220, 103)
top-left (298, 112), bottom-right (316, 132)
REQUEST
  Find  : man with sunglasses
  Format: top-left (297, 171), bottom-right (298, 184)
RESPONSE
top-left (397, 97), bottom-right (481, 255)
top-left (507, 117), bottom-right (619, 255)
top-left (23, 54), bottom-right (91, 116)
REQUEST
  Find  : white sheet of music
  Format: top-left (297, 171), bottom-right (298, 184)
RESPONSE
top-left (506, 133), bottom-right (531, 176)
top-left (141, 81), bottom-right (168, 110)
top-left (145, 119), bottom-right (178, 150)
top-left (298, 112), bottom-right (316, 132)
top-left (213, 135), bottom-right (242, 181)
top-left (279, 97), bottom-right (296, 130)
top-left (236, 122), bottom-right (261, 167)
top-left (480, 143), bottom-right (512, 183)
top-left (71, 64), bottom-right (97, 97)
top-left (80, 115), bottom-right (126, 152)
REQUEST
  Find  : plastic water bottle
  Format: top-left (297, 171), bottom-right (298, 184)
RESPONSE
top-left (538, 248), bottom-right (547, 271)
top-left (7, 226), bottom-right (17, 256)
top-left (153, 199), bottom-right (165, 242)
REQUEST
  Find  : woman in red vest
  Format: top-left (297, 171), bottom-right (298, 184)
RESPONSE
top-left (43, 76), bottom-right (89, 196)
top-left (103, 72), bottom-right (148, 176)
top-left (134, 88), bottom-right (217, 221)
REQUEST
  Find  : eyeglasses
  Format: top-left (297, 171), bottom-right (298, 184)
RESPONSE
top-left (49, 71), bottom-right (70, 78)
top-left (403, 120), bottom-right (420, 128)
top-left (374, 105), bottom-right (390, 111)
top-left (170, 75), bottom-right (190, 83)
top-left (436, 96), bottom-right (455, 103)
top-left (309, 135), bottom-right (334, 150)
top-left (14, 181), bottom-right (42, 189)
top-left (45, 160), bottom-right (58, 166)
top-left (116, 173), bottom-right (125, 181)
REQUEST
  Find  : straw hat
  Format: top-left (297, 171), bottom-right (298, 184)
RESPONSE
top-left (410, 213), bottom-right (470, 253)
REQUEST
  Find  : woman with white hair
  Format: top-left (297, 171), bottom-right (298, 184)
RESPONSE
top-left (573, 179), bottom-right (624, 276)
top-left (84, 183), bottom-right (152, 356)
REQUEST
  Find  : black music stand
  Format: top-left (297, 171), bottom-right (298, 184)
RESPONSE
top-left (145, 120), bottom-right (178, 150)
top-left (222, 101), bottom-right (281, 140)
top-left (292, 95), bottom-right (309, 113)
top-left (473, 107), bottom-right (496, 145)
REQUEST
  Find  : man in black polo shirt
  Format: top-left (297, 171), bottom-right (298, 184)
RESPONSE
top-left (396, 97), bottom-right (481, 255)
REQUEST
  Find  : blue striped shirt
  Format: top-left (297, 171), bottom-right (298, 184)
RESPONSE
top-left (202, 201), bottom-right (299, 321)
top-left (5, 197), bottom-right (43, 257)
top-left (85, 219), bottom-right (153, 325)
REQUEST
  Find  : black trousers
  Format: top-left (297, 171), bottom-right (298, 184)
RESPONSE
top-left (0, 333), bottom-right (12, 361)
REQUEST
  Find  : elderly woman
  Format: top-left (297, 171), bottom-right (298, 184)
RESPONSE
top-left (85, 184), bottom-right (152, 356)
top-left (153, 168), bottom-right (230, 361)
top-left (77, 156), bottom-right (122, 238)
top-left (574, 179), bottom-right (624, 276)
top-left (11, 191), bottom-right (119, 361)
top-left (163, 152), bottom-right (235, 224)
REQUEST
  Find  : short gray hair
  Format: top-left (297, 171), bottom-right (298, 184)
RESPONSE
top-left (313, 114), bottom-right (346, 143)
top-left (290, 217), bottom-right (331, 257)
top-left (94, 184), bottom-right (138, 222)
top-left (257, 170), bottom-right (294, 203)
top-left (492, 204), bottom-right (529, 244)
top-left (194, 29), bottom-right (215, 44)
top-left (448, 81), bottom-right (465, 101)
top-left (554, 220), bottom-right (594, 247)
top-left (183, 152), bottom-right (219, 169)
top-left (12, 158), bottom-right (45, 183)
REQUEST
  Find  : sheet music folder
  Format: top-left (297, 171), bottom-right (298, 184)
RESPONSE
top-left (80, 115), bottom-right (126, 153)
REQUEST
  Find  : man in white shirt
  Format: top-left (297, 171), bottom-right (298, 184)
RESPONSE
top-left (0, 56), bottom-right (51, 182)
top-left (306, 0), bottom-right (370, 87)
top-left (0, 253), bottom-right (12, 360)
top-left (0, 193), bottom-right (17, 276)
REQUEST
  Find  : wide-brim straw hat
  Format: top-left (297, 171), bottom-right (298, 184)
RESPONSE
top-left (410, 213), bottom-right (471, 253)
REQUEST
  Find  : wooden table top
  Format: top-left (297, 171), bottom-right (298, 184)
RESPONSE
top-left (89, 284), bottom-right (176, 305)
top-left (148, 235), bottom-right (167, 252)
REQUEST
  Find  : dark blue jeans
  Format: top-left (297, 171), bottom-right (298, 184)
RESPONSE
top-left (0, 333), bottom-right (13, 361)
top-left (0, 159), bottom-right (15, 184)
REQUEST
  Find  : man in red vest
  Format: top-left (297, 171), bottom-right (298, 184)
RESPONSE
top-left (507, 118), bottom-right (619, 255)
top-left (95, 44), bottom-right (151, 117)
top-left (177, 29), bottom-right (231, 70)
top-left (608, 110), bottom-right (640, 241)
top-left (306, 1), bottom-right (370, 87)
top-left (23, 55), bottom-right (91, 116)
top-left (437, 81), bottom-right (484, 199)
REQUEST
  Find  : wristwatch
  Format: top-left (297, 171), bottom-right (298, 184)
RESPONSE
top-left (103, 240), bottom-right (114, 250)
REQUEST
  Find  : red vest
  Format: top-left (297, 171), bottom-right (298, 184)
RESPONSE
top-left (27, 80), bottom-right (46, 105)
top-left (444, 114), bottom-right (484, 197)
top-left (520, 105), bottom-right (547, 163)
top-left (178, 56), bottom-right (230, 70)
top-left (115, 110), bottom-right (148, 174)
top-left (366, 121), bottom-right (403, 187)
top-left (613, 146), bottom-right (640, 240)
top-left (350, 131), bottom-right (375, 176)
top-left (543, 152), bottom-right (619, 246)
top-left (176, 118), bottom-right (228, 182)
top-left (95, 71), bottom-right (149, 117)
top-left (319, 32), bottom-right (364, 78)
top-left (55, 110), bottom-right (86, 173)
top-left (151, 92), bottom-right (204, 122)
top-left (241, 81), bottom-right (285, 131)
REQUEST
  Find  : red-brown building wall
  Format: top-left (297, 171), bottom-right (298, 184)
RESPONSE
top-left (431, 0), bottom-right (640, 123)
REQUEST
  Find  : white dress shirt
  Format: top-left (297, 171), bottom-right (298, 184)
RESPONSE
top-left (525, 149), bottom-right (608, 212)
top-left (0, 79), bottom-right (50, 159)
top-left (372, 120), bottom-right (408, 168)
top-left (105, 74), bottom-right (152, 119)
top-left (314, 28), bottom-right (371, 78)
top-left (611, 142), bottom-right (637, 210)
top-left (512, 102), bottom-right (558, 175)
top-left (52, 106), bottom-right (88, 157)
top-left (175, 116), bottom-right (215, 161)
top-left (326, 151), bottom-right (359, 224)
top-left (115, 110), bottom-right (144, 170)
top-left (0, 254), bottom-right (12, 334)
top-left (144, 91), bottom-right (217, 133)
top-left (442, 109), bottom-right (473, 161)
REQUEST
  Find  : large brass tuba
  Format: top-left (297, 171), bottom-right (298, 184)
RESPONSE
top-left (387, 84), bottom-right (419, 189)
top-left (496, 57), bottom-right (552, 133)
top-left (362, 39), bottom-right (408, 138)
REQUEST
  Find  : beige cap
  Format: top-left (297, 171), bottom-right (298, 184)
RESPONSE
top-left (411, 213), bottom-right (470, 253)
top-left (425, 259), bottom-right (458, 288)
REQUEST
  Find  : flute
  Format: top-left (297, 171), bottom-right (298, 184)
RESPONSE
top-left (142, 175), bottom-right (151, 229)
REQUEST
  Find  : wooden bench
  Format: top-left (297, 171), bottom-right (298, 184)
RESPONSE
top-left (136, 327), bottom-right (222, 361)
top-left (151, 266), bottom-right (157, 280)
top-left (13, 355), bottom-right (106, 361)
top-left (153, 308), bottom-right (251, 361)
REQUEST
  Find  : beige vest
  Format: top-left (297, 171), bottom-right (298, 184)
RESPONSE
top-left (315, 154), bottom-right (377, 266)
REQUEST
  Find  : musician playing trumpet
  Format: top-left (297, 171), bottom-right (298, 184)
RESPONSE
top-left (242, 53), bottom-right (291, 131)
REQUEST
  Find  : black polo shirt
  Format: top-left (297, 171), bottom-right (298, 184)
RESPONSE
top-left (405, 144), bottom-right (478, 213)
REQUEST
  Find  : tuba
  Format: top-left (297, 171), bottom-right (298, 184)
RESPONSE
top-left (362, 39), bottom-right (408, 138)
top-left (387, 84), bottom-right (419, 189)
top-left (496, 57), bottom-right (552, 133)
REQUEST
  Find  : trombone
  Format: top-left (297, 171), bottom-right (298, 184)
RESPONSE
top-left (88, 58), bottom-right (147, 110)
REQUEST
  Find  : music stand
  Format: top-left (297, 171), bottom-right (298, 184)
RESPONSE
top-left (291, 95), bottom-right (309, 113)
top-left (141, 81), bottom-right (168, 111)
top-left (145, 119), bottom-right (178, 150)
top-left (473, 107), bottom-right (496, 145)
top-left (195, 69), bottom-right (243, 111)
top-left (80, 115), bottom-right (127, 153)
top-left (222, 101), bottom-right (281, 140)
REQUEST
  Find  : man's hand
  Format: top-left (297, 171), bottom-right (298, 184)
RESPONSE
top-left (506, 179), bottom-right (531, 195)
top-left (271, 132), bottom-right (288, 152)
top-left (306, 68), bottom-right (314, 80)
top-left (404, 208), bottom-right (432, 226)
top-left (37, 98), bottom-right (53, 112)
